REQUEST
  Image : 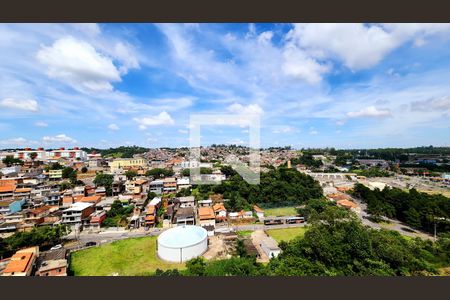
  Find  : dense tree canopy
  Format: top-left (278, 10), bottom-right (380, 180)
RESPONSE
top-left (179, 203), bottom-right (450, 276)
top-left (190, 167), bottom-right (323, 210)
top-left (102, 200), bottom-right (134, 227)
top-left (2, 156), bottom-right (24, 167)
top-left (352, 184), bottom-right (450, 234)
top-left (145, 168), bottom-right (174, 178)
top-left (0, 225), bottom-right (70, 259)
top-left (81, 146), bottom-right (148, 158)
top-left (93, 173), bottom-right (114, 196)
top-left (62, 167), bottom-right (77, 183)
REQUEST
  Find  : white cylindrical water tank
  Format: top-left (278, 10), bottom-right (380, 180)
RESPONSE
top-left (157, 225), bottom-right (208, 263)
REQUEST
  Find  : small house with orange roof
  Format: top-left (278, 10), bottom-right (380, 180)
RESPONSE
top-left (212, 203), bottom-right (227, 221)
top-left (336, 199), bottom-right (360, 213)
top-left (78, 196), bottom-right (102, 205)
top-left (198, 206), bottom-right (216, 227)
top-left (1, 246), bottom-right (39, 276)
top-left (0, 185), bottom-right (15, 201)
top-left (253, 205), bottom-right (264, 220)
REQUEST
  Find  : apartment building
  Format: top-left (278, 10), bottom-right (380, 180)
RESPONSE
top-left (14, 147), bottom-right (87, 162)
top-left (109, 158), bottom-right (147, 172)
top-left (61, 202), bottom-right (95, 228)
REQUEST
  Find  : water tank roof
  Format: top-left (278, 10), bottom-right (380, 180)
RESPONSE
top-left (158, 225), bottom-right (207, 248)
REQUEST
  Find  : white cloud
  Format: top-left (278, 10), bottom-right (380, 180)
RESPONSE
top-left (227, 103), bottom-right (264, 115)
top-left (178, 129), bottom-right (188, 134)
top-left (309, 130), bottom-right (318, 135)
top-left (411, 96), bottom-right (450, 112)
top-left (258, 31), bottom-right (274, 44)
top-left (285, 23), bottom-right (450, 74)
top-left (113, 41), bottom-right (140, 73)
top-left (0, 98), bottom-right (38, 112)
top-left (282, 44), bottom-right (331, 84)
top-left (108, 123), bottom-right (120, 131)
top-left (347, 106), bottom-right (392, 118)
top-left (133, 111), bottom-right (175, 130)
top-left (42, 134), bottom-right (77, 144)
top-left (35, 121), bottom-right (48, 127)
top-left (36, 36), bottom-right (122, 93)
top-left (0, 137), bottom-right (31, 146)
top-left (272, 126), bottom-right (295, 134)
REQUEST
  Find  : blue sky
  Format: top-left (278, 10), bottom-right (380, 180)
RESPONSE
top-left (0, 23), bottom-right (450, 149)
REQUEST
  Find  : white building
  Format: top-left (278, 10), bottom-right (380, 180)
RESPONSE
top-left (260, 236), bottom-right (281, 259)
top-left (157, 226), bottom-right (208, 263)
top-left (14, 147), bottom-right (87, 162)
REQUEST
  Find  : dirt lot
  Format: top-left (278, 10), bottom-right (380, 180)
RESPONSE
top-left (203, 235), bottom-right (235, 260)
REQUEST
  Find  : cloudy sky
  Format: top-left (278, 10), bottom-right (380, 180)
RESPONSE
top-left (1, 23), bottom-right (450, 149)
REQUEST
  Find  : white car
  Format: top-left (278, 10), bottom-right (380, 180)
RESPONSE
top-left (50, 244), bottom-right (63, 250)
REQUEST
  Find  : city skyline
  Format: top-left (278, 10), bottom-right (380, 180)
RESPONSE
top-left (1, 23), bottom-right (450, 149)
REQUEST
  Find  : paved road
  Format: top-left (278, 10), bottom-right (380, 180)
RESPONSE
top-left (64, 222), bottom-right (308, 250)
top-left (351, 196), bottom-right (433, 240)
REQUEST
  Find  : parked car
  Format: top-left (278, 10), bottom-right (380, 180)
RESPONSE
top-left (50, 244), bottom-right (63, 250)
top-left (85, 241), bottom-right (97, 247)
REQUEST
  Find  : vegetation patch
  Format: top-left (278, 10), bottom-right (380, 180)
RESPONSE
top-left (266, 227), bottom-right (308, 243)
top-left (264, 206), bottom-right (298, 217)
top-left (70, 236), bottom-right (184, 276)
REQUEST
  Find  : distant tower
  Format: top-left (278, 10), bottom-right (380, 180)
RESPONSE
top-left (287, 160), bottom-right (292, 169)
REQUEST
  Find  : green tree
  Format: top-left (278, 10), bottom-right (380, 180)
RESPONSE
top-left (186, 257), bottom-right (207, 276)
top-left (2, 156), bottom-right (24, 167)
top-left (146, 168), bottom-right (174, 178)
top-left (125, 170), bottom-right (138, 180)
top-left (93, 173), bottom-right (114, 196)
top-left (29, 152), bottom-right (38, 161)
top-left (200, 167), bottom-right (212, 174)
top-left (62, 167), bottom-right (77, 183)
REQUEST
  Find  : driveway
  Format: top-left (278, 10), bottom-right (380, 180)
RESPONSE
top-left (350, 196), bottom-right (433, 240)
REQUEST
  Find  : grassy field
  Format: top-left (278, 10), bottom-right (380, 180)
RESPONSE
top-left (264, 206), bottom-right (298, 217)
top-left (266, 227), bottom-right (308, 243)
top-left (70, 236), bottom-right (184, 276)
top-left (236, 230), bottom-right (253, 237)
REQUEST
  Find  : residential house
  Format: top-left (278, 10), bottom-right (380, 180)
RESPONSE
top-left (149, 179), bottom-right (163, 194)
top-left (198, 199), bottom-right (212, 207)
top-left (1, 246), bottom-right (39, 276)
top-left (198, 206), bottom-right (216, 228)
top-left (176, 177), bottom-right (190, 191)
top-left (253, 205), bottom-right (264, 221)
top-left (144, 205), bottom-right (157, 227)
top-left (212, 203), bottom-right (227, 222)
top-left (78, 196), bottom-right (102, 205)
top-left (61, 202), bottom-right (95, 229)
top-left (336, 199), bottom-right (361, 213)
top-left (84, 210), bottom-right (107, 231)
top-left (35, 248), bottom-right (67, 276)
top-left (13, 187), bottom-right (32, 201)
top-left (163, 178), bottom-right (177, 194)
top-left (178, 196), bottom-right (195, 208)
top-left (174, 207), bottom-right (195, 225)
top-left (48, 169), bottom-right (63, 180)
top-left (0, 185), bottom-right (15, 201)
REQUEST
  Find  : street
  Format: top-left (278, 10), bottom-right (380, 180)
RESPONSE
top-left (64, 222), bottom-right (308, 250)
